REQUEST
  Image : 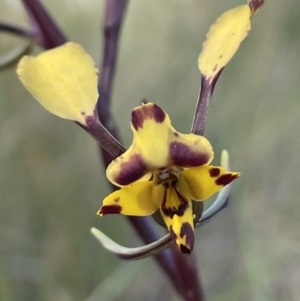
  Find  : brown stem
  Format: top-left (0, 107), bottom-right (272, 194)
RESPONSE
top-left (173, 249), bottom-right (205, 301)
top-left (97, 0), bottom-right (128, 112)
top-left (191, 70), bottom-right (223, 136)
top-left (20, 0), bottom-right (67, 48)
top-left (82, 113), bottom-right (125, 158)
top-left (191, 76), bottom-right (212, 136)
top-left (96, 0), bottom-right (129, 168)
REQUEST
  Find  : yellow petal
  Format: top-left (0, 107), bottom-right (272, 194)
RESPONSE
top-left (198, 5), bottom-right (251, 81)
top-left (159, 185), bottom-right (194, 253)
top-left (17, 42), bottom-right (99, 125)
top-left (107, 103), bottom-right (213, 186)
top-left (179, 165), bottom-right (240, 201)
top-left (98, 181), bottom-right (159, 216)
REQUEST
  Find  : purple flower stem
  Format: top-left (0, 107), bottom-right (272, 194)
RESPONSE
top-left (172, 248), bottom-right (206, 301)
top-left (20, 0), bottom-right (67, 48)
top-left (191, 70), bottom-right (223, 136)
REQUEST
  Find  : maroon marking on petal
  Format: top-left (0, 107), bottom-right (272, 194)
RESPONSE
top-left (162, 203), bottom-right (188, 218)
top-left (180, 244), bottom-right (191, 254)
top-left (169, 142), bottom-right (210, 167)
top-left (115, 154), bottom-right (148, 186)
top-left (180, 222), bottom-right (194, 252)
top-left (215, 173), bottom-right (239, 186)
top-left (209, 167), bottom-right (220, 177)
top-left (173, 184), bottom-right (188, 205)
top-left (153, 104), bottom-right (166, 123)
top-left (213, 64), bottom-right (218, 72)
top-left (114, 197), bottom-right (120, 203)
top-left (99, 205), bottom-right (122, 215)
top-left (131, 104), bottom-right (166, 131)
top-left (131, 110), bottom-right (143, 130)
top-left (161, 184), bottom-right (188, 218)
top-left (173, 132), bottom-right (179, 137)
top-left (169, 226), bottom-right (177, 240)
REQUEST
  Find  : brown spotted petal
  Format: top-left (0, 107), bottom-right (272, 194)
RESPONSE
top-left (159, 183), bottom-right (195, 253)
top-left (168, 133), bottom-right (213, 167)
top-left (98, 181), bottom-right (159, 216)
top-left (178, 165), bottom-right (240, 201)
top-left (106, 153), bottom-right (149, 186)
top-left (106, 102), bottom-right (214, 186)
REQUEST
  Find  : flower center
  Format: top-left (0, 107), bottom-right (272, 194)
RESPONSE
top-left (160, 182), bottom-right (188, 218)
top-left (153, 166), bottom-right (181, 185)
top-left (153, 166), bottom-right (188, 218)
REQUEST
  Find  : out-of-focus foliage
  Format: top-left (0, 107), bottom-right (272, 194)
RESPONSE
top-left (1, 0), bottom-right (300, 300)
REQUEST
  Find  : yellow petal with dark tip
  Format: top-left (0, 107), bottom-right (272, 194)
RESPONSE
top-left (198, 5), bottom-right (251, 81)
top-left (167, 214), bottom-right (195, 254)
top-left (160, 197), bottom-right (195, 253)
top-left (106, 103), bottom-right (214, 186)
top-left (17, 42), bottom-right (99, 125)
top-left (98, 181), bottom-right (159, 216)
top-left (179, 165), bottom-right (240, 201)
top-left (159, 184), bottom-right (195, 253)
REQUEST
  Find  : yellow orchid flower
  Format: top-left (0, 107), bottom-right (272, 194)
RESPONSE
top-left (98, 103), bottom-right (240, 253)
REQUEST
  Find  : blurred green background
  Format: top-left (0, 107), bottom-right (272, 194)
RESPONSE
top-left (1, 0), bottom-right (300, 300)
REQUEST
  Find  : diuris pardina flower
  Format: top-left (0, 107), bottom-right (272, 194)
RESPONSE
top-left (98, 103), bottom-right (240, 253)
top-left (16, 43), bottom-right (241, 254)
